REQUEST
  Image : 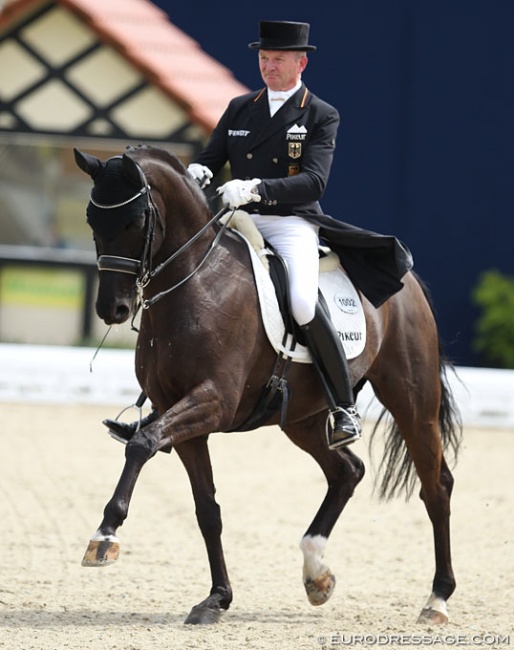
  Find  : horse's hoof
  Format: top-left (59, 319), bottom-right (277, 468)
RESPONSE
top-left (417, 606), bottom-right (449, 625)
top-left (81, 539), bottom-right (120, 567)
top-left (304, 569), bottom-right (336, 606)
top-left (184, 605), bottom-right (222, 625)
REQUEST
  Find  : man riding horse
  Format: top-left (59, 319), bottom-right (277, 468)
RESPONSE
top-left (103, 20), bottom-right (412, 450)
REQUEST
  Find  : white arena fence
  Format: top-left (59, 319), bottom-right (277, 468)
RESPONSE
top-left (1, 343), bottom-right (514, 430)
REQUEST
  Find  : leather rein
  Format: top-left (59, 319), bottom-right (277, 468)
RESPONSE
top-left (92, 164), bottom-right (233, 310)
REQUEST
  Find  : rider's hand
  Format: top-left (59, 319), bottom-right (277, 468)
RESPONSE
top-left (217, 179), bottom-right (262, 209)
top-left (187, 163), bottom-right (213, 189)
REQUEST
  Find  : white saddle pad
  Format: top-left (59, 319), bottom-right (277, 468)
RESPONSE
top-left (236, 231), bottom-right (366, 363)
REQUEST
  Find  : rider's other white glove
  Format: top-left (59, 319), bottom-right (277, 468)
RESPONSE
top-left (187, 163), bottom-right (213, 189)
top-left (217, 179), bottom-right (262, 209)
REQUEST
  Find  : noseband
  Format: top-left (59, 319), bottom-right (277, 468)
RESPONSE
top-left (97, 255), bottom-right (142, 275)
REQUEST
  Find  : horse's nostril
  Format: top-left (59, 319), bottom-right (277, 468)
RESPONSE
top-left (116, 304), bottom-right (130, 320)
top-left (96, 300), bottom-right (131, 325)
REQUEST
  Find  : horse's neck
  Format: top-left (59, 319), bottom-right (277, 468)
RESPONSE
top-left (152, 195), bottom-right (218, 277)
top-left (148, 163), bottom-right (210, 242)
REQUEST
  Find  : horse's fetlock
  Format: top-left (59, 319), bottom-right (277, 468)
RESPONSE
top-left (434, 574), bottom-right (456, 600)
top-left (212, 586), bottom-right (233, 609)
top-left (103, 499), bottom-right (128, 526)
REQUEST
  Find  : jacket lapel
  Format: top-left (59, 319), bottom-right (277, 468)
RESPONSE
top-left (246, 84), bottom-right (310, 150)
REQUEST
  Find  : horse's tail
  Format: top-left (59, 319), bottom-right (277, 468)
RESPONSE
top-left (370, 273), bottom-right (463, 500)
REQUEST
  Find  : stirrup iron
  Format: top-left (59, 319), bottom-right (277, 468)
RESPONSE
top-left (105, 394), bottom-right (147, 444)
top-left (325, 406), bottom-right (362, 449)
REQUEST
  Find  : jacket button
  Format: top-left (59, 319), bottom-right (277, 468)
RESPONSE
top-left (272, 158), bottom-right (278, 164)
top-left (246, 153), bottom-right (253, 159)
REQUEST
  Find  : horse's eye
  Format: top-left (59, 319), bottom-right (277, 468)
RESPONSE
top-left (126, 214), bottom-right (145, 231)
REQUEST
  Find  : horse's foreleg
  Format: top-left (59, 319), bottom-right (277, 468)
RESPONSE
top-left (175, 437), bottom-right (233, 625)
top-left (286, 419), bottom-right (365, 607)
top-left (83, 381), bottom-right (225, 567)
top-left (82, 439), bottom-right (151, 567)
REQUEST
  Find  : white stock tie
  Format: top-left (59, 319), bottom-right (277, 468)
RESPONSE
top-left (268, 91), bottom-right (290, 116)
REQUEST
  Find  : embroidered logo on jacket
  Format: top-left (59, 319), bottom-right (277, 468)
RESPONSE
top-left (228, 130), bottom-right (250, 136)
top-left (288, 142), bottom-right (302, 159)
top-left (286, 124), bottom-right (307, 141)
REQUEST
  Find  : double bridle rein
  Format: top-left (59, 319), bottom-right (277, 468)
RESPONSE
top-left (92, 163), bottom-right (232, 310)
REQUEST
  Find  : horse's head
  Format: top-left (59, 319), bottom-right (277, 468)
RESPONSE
top-left (74, 147), bottom-right (160, 325)
top-left (76, 145), bottom-right (217, 325)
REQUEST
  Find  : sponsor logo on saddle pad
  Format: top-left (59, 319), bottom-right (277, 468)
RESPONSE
top-left (317, 267), bottom-right (366, 361)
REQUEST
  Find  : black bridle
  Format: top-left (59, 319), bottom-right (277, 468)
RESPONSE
top-left (94, 184), bottom-right (155, 279)
top-left (91, 162), bottom-right (233, 310)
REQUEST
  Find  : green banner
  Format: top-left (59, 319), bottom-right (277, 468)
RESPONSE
top-left (0, 266), bottom-right (85, 309)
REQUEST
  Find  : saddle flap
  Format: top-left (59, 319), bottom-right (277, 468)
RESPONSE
top-left (228, 215), bottom-right (366, 362)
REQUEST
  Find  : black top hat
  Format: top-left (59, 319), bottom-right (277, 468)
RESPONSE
top-left (248, 21), bottom-right (317, 52)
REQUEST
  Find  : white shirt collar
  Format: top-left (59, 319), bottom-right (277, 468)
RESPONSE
top-left (268, 80), bottom-right (302, 102)
top-left (268, 80), bottom-right (302, 116)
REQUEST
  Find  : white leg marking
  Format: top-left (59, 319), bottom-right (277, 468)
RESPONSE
top-left (424, 592), bottom-right (448, 616)
top-left (90, 529), bottom-right (120, 543)
top-left (300, 534), bottom-right (329, 581)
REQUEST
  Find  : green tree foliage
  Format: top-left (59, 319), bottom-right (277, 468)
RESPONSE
top-left (472, 270), bottom-right (514, 368)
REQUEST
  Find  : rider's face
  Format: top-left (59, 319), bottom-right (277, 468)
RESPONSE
top-left (258, 50), bottom-right (307, 91)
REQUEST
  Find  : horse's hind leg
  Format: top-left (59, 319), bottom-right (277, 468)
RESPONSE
top-left (372, 376), bottom-right (456, 624)
top-left (416, 453), bottom-right (455, 624)
top-left (285, 414), bottom-right (365, 607)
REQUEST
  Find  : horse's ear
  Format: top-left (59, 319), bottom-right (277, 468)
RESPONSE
top-left (74, 148), bottom-right (104, 179)
top-left (122, 153), bottom-right (146, 188)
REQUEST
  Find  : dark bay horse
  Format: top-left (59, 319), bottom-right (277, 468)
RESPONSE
top-left (74, 145), bottom-right (461, 626)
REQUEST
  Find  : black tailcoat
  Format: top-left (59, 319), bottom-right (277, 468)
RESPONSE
top-left (196, 83), bottom-right (413, 307)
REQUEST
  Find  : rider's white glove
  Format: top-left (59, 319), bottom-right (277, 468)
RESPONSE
top-left (187, 163), bottom-right (213, 189)
top-left (217, 178), bottom-right (262, 209)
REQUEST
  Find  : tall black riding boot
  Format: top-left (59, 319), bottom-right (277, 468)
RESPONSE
top-left (301, 302), bottom-right (362, 449)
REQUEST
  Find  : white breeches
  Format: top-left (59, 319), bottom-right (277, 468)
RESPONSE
top-left (250, 214), bottom-right (320, 326)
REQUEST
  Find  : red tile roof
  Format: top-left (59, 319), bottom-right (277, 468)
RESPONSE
top-left (0, 0), bottom-right (249, 134)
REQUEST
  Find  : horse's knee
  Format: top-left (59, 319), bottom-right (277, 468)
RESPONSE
top-left (126, 432), bottom-right (158, 462)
